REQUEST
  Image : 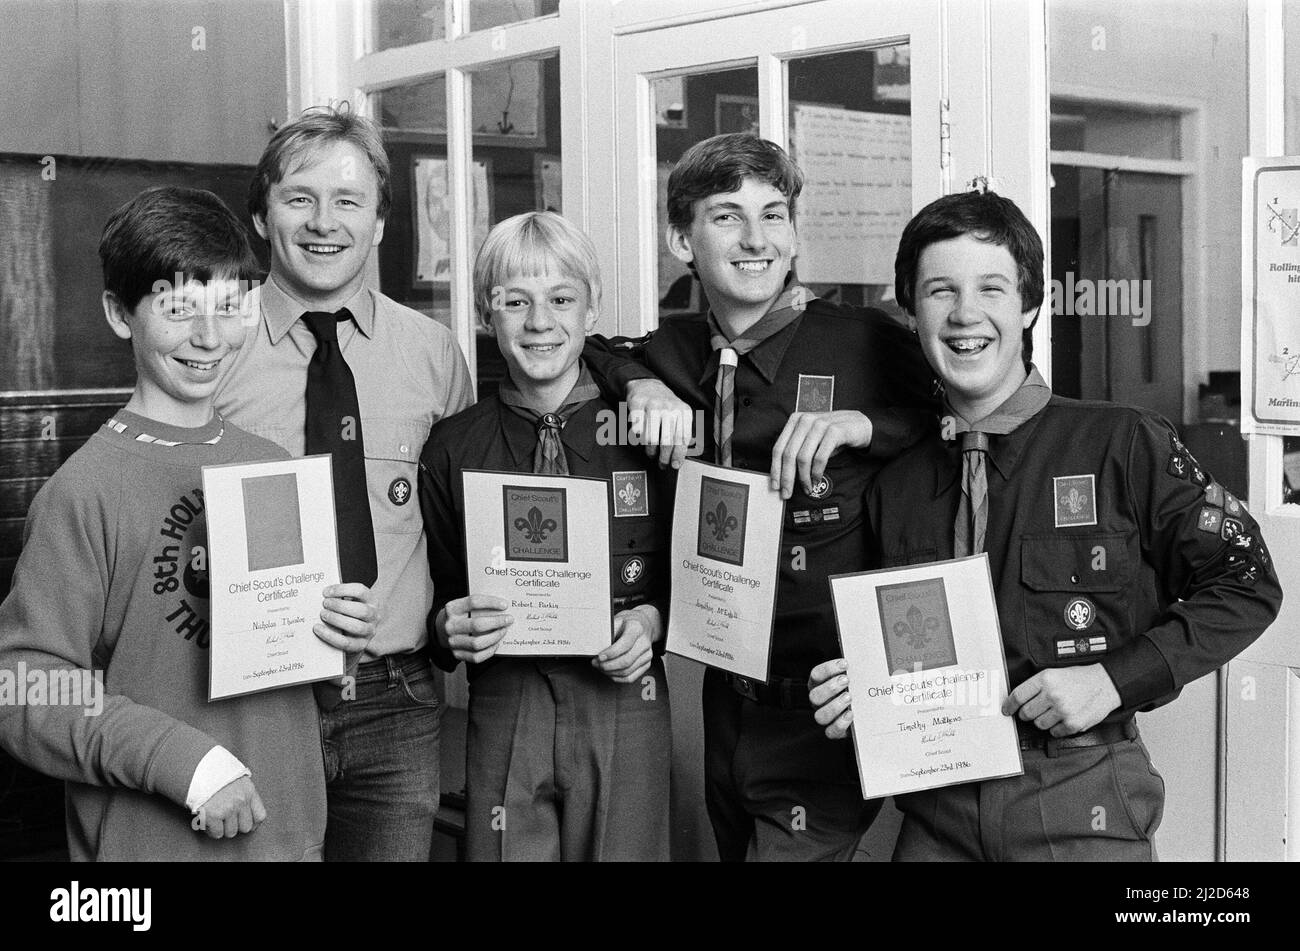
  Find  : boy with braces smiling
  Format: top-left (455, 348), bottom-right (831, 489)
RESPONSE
top-left (809, 190), bottom-right (1282, 861)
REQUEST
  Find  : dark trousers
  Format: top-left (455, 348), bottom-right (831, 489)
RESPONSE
top-left (319, 653), bottom-right (442, 861)
top-left (703, 668), bottom-right (881, 861)
top-left (893, 731), bottom-right (1165, 861)
top-left (465, 656), bottom-right (671, 862)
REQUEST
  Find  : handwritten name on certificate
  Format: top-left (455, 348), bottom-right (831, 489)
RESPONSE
top-left (666, 460), bottom-right (782, 680)
top-left (830, 555), bottom-right (1023, 799)
top-left (462, 470), bottom-right (612, 656)
top-left (202, 455), bottom-right (343, 700)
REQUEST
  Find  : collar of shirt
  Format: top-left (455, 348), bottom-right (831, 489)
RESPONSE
top-left (260, 276), bottom-right (377, 344)
top-left (696, 308), bottom-right (806, 387)
top-left (494, 394), bottom-right (599, 469)
top-left (934, 370), bottom-right (1053, 497)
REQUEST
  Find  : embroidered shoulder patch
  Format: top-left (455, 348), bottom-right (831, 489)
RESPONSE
top-left (1196, 506), bottom-right (1224, 534)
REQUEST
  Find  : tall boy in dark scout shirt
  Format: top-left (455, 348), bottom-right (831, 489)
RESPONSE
top-left (419, 212), bottom-right (670, 861)
top-left (810, 190), bottom-right (1282, 860)
top-left (584, 133), bottom-right (938, 861)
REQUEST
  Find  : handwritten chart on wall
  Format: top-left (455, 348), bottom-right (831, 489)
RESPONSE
top-left (791, 105), bottom-right (911, 287)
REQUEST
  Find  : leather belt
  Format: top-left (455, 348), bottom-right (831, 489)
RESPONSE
top-left (1017, 717), bottom-right (1137, 756)
top-left (724, 673), bottom-right (811, 710)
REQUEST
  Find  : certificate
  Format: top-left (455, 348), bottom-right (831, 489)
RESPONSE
top-left (829, 554), bottom-right (1023, 799)
top-left (462, 470), bottom-right (612, 656)
top-left (665, 460), bottom-right (782, 680)
top-left (202, 455), bottom-right (344, 700)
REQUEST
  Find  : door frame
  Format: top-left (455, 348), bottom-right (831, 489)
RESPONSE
top-left (1230, 0), bottom-right (1298, 863)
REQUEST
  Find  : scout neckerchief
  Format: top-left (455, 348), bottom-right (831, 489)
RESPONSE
top-left (707, 283), bottom-right (814, 467)
top-left (950, 365), bottom-right (1051, 557)
top-left (499, 365), bottom-right (601, 475)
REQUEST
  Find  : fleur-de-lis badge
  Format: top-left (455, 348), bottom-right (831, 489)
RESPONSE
top-left (705, 501), bottom-right (738, 541)
top-left (618, 480), bottom-right (641, 508)
top-left (1062, 487), bottom-right (1087, 515)
top-left (893, 604), bottom-right (939, 649)
top-left (514, 505), bottom-right (558, 543)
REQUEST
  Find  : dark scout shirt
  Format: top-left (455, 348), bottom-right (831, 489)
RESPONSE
top-left (418, 390), bottom-right (669, 678)
top-left (585, 299), bottom-right (938, 680)
top-left (867, 396), bottom-right (1283, 717)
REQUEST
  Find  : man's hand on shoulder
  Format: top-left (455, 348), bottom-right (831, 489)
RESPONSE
top-left (1001, 664), bottom-right (1122, 737)
top-left (626, 379), bottom-right (694, 469)
top-left (769, 410), bottom-right (872, 499)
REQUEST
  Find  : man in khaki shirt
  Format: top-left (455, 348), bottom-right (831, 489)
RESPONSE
top-left (216, 105), bottom-right (473, 861)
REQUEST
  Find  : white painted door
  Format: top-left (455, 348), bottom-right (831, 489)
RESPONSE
top-left (1228, 0), bottom-right (1300, 862)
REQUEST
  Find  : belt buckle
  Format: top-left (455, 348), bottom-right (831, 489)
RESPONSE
top-left (732, 675), bottom-right (760, 702)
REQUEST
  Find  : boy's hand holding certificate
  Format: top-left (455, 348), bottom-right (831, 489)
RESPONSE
top-left (829, 554), bottom-right (1023, 799)
top-left (203, 455), bottom-right (344, 699)
top-left (462, 470), bottom-right (612, 656)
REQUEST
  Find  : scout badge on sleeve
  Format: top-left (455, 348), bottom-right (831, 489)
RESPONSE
top-left (1053, 474), bottom-right (1097, 528)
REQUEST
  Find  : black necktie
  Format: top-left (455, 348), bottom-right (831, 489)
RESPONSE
top-left (303, 309), bottom-right (378, 587)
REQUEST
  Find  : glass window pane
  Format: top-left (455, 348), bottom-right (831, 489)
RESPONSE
top-left (651, 66), bottom-right (760, 322)
top-left (370, 0), bottom-right (445, 53)
top-left (468, 0), bottom-right (559, 32)
top-left (374, 76), bottom-right (455, 330)
top-left (787, 44), bottom-right (911, 320)
top-left (470, 54), bottom-right (562, 396)
top-left (1050, 101), bottom-right (1181, 160)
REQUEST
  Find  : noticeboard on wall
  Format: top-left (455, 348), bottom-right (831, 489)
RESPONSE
top-left (1243, 156), bottom-right (1300, 435)
top-left (790, 105), bottom-right (912, 287)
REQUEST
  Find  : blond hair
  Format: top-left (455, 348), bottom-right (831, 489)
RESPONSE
top-left (473, 212), bottom-right (602, 326)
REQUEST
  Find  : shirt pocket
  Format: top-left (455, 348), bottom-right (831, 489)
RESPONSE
top-left (610, 479), bottom-right (668, 607)
top-left (363, 418), bottom-right (428, 535)
top-left (1020, 532), bottom-right (1131, 667)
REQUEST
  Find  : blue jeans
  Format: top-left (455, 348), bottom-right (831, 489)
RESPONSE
top-left (319, 653), bottom-right (441, 861)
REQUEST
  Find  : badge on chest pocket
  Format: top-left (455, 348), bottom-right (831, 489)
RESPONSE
top-left (1053, 474), bottom-right (1097, 528)
top-left (612, 471), bottom-right (649, 518)
top-left (796, 374), bottom-right (835, 413)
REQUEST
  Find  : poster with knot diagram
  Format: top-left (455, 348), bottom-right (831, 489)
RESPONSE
top-left (1247, 158), bottom-right (1300, 435)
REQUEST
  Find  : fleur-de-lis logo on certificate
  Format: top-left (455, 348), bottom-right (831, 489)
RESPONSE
top-left (618, 480), bottom-right (641, 509)
top-left (894, 604), bottom-right (940, 649)
top-left (705, 501), bottom-right (738, 541)
top-left (514, 505), bottom-right (558, 543)
top-left (1062, 486), bottom-right (1087, 515)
